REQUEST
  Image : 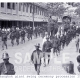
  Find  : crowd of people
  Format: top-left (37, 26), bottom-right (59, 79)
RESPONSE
top-left (31, 16), bottom-right (80, 75)
top-left (0, 24), bottom-right (46, 50)
top-left (1, 15), bottom-right (80, 75)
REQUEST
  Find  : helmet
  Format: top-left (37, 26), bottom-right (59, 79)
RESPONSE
top-left (35, 43), bottom-right (40, 48)
top-left (62, 15), bottom-right (71, 22)
top-left (2, 52), bottom-right (10, 59)
top-left (46, 36), bottom-right (49, 39)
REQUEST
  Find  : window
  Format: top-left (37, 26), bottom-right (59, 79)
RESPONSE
top-left (12, 3), bottom-right (15, 10)
top-left (7, 3), bottom-right (11, 9)
top-left (44, 11), bottom-right (45, 16)
top-left (30, 5), bottom-right (32, 13)
top-left (41, 9), bottom-right (42, 15)
top-left (35, 6), bottom-right (37, 13)
top-left (42, 11), bottom-right (44, 16)
top-left (42, 11), bottom-right (43, 15)
top-left (35, 6), bottom-right (36, 13)
top-left (40, 9), bottom-right (41, 15)
top-left (42, 9), bottom-right (44, 15)
top-left (26, 3), bottom-right (28, 12)
top-left (37, 7), bottom-right (38, 14)
top-left (19, 3), bottom-right (21, 11)
top-left (23, 3), bottom-right (25, 12)
top-left (36, 7), bottom-right (37, 14)
top-left (1, 3), bottom-right (4, 7)
top-left (23, 4), bottom-right (24, 12)
top-left (38, 7), bottom-right (39, 14)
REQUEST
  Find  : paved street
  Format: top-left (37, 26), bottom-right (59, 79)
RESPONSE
top-left (0, 36), bottom-right (79, 75)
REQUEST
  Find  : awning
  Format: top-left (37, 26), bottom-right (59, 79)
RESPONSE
top-left (0, 14), bottom-right (32, 21)
top-left (0, 14), bottom-right (48, 22)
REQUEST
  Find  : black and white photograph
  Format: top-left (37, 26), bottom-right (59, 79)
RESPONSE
top-left (0, 2), bottom-right (80, 75)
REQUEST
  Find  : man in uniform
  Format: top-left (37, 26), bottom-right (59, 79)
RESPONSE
top-left (75, 33), bottom-right (80, 52)
top-left (27, 26), bottom-right (30, 40)
top-left (31, 43), bottom-right (43, 75)
top-left (42, 37), bottom-right (52, 66)
top-left (34, 27), bottom-right (38, 38)
top-left (10, 30), bottom-right (15, 46)
top-left (27, 26), bottom-right (33, 41)
top-left (57, 35), bottom-right (61, 55)
top-left (71, 21), bottom-right (76, 38)
top-left (0, 52), bottom-right (15, 75)
top-left (15, 28), bottom-right (20, 45)
top-left (42, 32), bottom-right (49, 45)
top-left (52, 35), bottom-right (59, 56)
top-left (20, 28), bottom-right (26, 43)
top-left (29, 27), bottom-right (33, 40)
top-left (61, 34), bottom-right (66, 49)
top-left (1, 31), bottom-right (8, 50)
top-left (62, 15), bottom-right (71, 33)
top-left (62, 15), bottom-right (72, 46)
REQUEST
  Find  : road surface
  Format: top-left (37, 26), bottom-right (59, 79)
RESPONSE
top-left (0, 36), bottom-right (79, 75)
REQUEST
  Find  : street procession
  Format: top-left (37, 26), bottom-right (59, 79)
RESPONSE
top-left (0, 2), bottom-right (80, 75)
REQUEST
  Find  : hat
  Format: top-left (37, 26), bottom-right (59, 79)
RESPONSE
top-left (62, 15), bottom-right (71, 21)
top-left (46, 36), bottom-right (49, 39)
top-left (2, 52), bottom-right (10, 59)
top-left (35, 43), bottom-right (40, 48)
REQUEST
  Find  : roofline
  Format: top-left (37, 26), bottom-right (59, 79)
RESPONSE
top-left (33, 3), bottom-right (47, 10)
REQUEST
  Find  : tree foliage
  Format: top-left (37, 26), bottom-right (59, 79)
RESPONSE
top-left (75, 7), bottom-right (80, 16)
top-left (47, 3), bottom-right (67, 17)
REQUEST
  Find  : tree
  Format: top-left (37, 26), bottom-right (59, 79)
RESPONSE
top-left (75, 7), bottom-right (80, 16)
top-left (46, 3), bottom-right (67, 17)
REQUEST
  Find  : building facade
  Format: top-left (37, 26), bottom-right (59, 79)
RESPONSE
top-left (0, 2), bottom-right (48, 29)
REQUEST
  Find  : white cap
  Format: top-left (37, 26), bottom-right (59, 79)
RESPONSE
top-left (2, 52), bottom-right (10, 59)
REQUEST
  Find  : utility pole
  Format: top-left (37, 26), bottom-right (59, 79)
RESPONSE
top-left (32, 3), bottom-right (35, 31)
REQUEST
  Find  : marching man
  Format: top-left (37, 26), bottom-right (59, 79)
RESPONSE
top-left (42, 37), bottom-right (52, 67)
top-left (75, 33), bottom-right (80, 52)
top-left (1, 31), bottom-right (8, 50)
top-left (42, 32), bottom-right (49, 45)
top-left (20, 28), bottom-right (26, 44)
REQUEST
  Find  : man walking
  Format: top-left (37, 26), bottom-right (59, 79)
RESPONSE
top-left (15, 28), bottom-right (20, 45)
top-left (10, 30), bottom-right (15, 46)
top-left (1, 31), bottom-right (8, 50)
top-left (42, 37), bottom-right (52, 67)
top-left (20, 28), bottom-right (26, 43)
top-left (31, 43), bottom-right (43, 75)
top-left (75, 33), bottom-right (80, 52)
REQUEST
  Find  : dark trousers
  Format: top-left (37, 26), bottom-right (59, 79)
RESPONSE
top-left (11, 39), bottom-right (15, 46)
top-left (34, 64), bottom-right (41, 75)
top-left (27, 34), bottom-right (32, 40)
top-left (76, 43), bottom-right (79, 52)
top-left (21, 37), bottom-right (25, 43)
top-left (2, 41), bottom-right (7, 49)
top-left (16, 38), bottom-right (19, 45)
top-left (62, 42), bottom-right (65, 48)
